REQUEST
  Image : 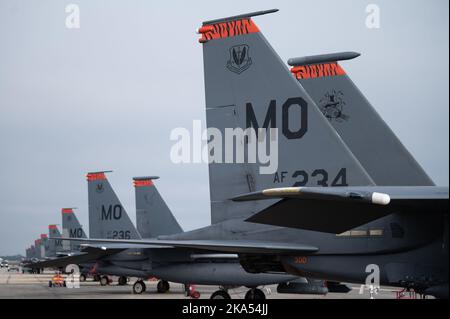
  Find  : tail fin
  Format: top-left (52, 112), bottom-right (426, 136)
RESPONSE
top-left (29, 245), bottom-right (35, 259)
top-left (87, 171), bottom-right (141, 240)
top-left (40, 235), bottom-right (49, 258)
top-left (61, 208), bottom-right (87, 251)
top-left (34, 239), bottom-right (44, 259)
top-left (199, 10), bottom-right (374, 224)
top-left (48, 225), bottom-right (64, 255)
top-left (34, 240), bottom-right (40, 259)
top-left (289, 52), bottom-right (434, 186)
top-left (134, 177), bottom-right (183, 238)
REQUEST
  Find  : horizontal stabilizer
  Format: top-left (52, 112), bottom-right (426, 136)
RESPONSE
top-left (244, 186), bottom-right (448, 234)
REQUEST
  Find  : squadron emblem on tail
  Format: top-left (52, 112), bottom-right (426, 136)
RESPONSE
top-left (227, 45), bottom-right (252, 74)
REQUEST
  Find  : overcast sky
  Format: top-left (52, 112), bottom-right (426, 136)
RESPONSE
top-left (0, 0), bottom-right (448, 255)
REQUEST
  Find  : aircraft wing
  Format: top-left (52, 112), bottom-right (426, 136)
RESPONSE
top-left (236, 186), bottom-right (449, 234)
top-left (53, 238), bottom-right (319, 255)
top-left (24, 246), bottom-right (126, 269)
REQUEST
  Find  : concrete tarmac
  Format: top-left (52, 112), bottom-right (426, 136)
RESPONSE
top-left (0, 269), bottom-right (408, 299)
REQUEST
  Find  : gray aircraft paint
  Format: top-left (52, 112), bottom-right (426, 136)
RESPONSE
top-left (31, 172), bottom-right (304, 290)
top-left (40, 235), bottom-right (49, 258)
top-left (32, 241), bottom-right (41, 259)
top-left (39, 171), bottom-right (302, 290)
top-left (201, 12), bottom-right (374, 225)
top-left (134, 177), bottom-right (183, 238)
top-left (159, 10), bottom-right (447, 296)
top-left (290, 53), bottom-right (434, 186)
top-left (47, 225), bottom-right (64, 257)
top-left (61, 208), bottom-right (87, 252)
top-left (41, 9), bottom-right (447, 298)
top-left (87, 172), bottom-right (141, 240)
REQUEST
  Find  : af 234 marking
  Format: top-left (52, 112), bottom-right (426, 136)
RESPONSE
top-left (274, 168), bottom-right (348, 187)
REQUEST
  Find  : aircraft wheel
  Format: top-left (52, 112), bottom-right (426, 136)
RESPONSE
top-left (210, 290), bottom-right (231, 299)
top-left (48, 281), bottom-right (52, 287)
top-left (133, 280), bottom-right (146, 295)
top-left (79, 274), bottom-right (86, 282)
top-left (157, 280), bottom-right (170, 293)
top-left (118, 276), bottom-right (128, 286)
top-left (245, 288), bottom-right (266, 300)
top-left (93, 274), bottom-right (101, 282)
top-left (100, 276), bottom-right (109, 286)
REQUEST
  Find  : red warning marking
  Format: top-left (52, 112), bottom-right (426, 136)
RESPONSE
top-left (198, 18), bottom-right (260, 43)
top-left (48, 225), bottom-right (57, 229)
top-left (291, 62), bottom-right (346, 79)
top-left (134, 180), bottom-right (154, 188)
top-left (40, 234), bottom-right (48, 239)
top-left (62, 208), bottom-right (73, 214)
top-left (87, 172), bottom-right (107, 181)
top-left (197, 25), bottom-right (215, 34)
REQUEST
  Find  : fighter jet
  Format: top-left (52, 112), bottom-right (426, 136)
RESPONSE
top-left (47, 171), bottom-right (330, 298)
top-left (134, 176), bottom-right (329, 295)
top-left (63, 9), bottom-right (448, 299)
top-left (87, 172), bottom-right (309, 298)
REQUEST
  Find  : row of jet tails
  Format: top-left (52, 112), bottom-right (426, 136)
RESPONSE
top-left (24, 9), bottom-right (448, 299)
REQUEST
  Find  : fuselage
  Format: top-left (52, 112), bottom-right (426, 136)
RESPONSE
top-left (89, 247), bottom-right (297, 286)
top-left (161, 211), bottom-right (449, 295)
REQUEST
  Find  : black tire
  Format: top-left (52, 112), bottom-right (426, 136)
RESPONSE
top-left (93, 274), bottom-right (101, 282)
top-left (133, 281), bottom-right (146, 295)
top-left (48, 281), bottom-right (52, 288)
top-left (245, 288), bottom-right (266, 300)
top-left (100, 276), bottom-right (109, 286)
top-left (79, 274), bottom-right (86, 282)
top-left (157, 280), bottom-right (170, 293)
top-left (118, 276), bottom-right (127, 286)
top-left (210, 290), bottom-right (231, 299)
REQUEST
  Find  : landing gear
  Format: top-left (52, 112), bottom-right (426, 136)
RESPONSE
top-left (133, 280), bottom-right (146, 295)
top-left (157, 280), bottom-right (170, 293)
top-left (245, 288), bottom-right (266, 300)
top-left (79, 274), bottom-right (86, 282)
top-left (93, 274), bottom-right (101, 282)
top-left (100, 275), bottom-right (109, 286)
top-left (118, 276), bottom-right (128, 286)
top-left (210, 290), bottom-right (231, 299)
